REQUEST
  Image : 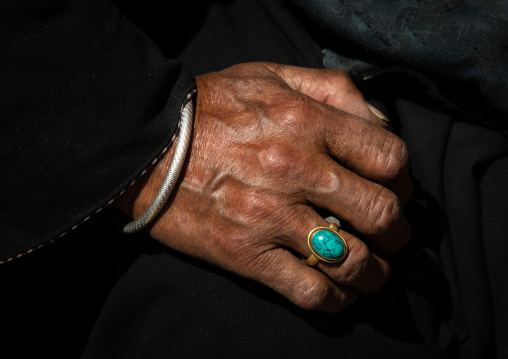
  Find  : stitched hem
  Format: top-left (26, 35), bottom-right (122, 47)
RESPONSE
top-left (0, 89), bottom-right (195, 265)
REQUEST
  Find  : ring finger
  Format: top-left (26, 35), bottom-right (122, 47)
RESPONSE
top-left (279, 207), bottom-right (391, 293)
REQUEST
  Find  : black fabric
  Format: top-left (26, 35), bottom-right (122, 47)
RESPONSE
top-left (0, 0), bottom-right (195, 262)
top-left (0, 212), bottom-right (127, 357)
top-left (289, 0), bottom-right (508, 135)
top-left (358, 76), bottom-right (508, 358)
top-left (1, 0), bottom-right (507, 358)
top-left (82, 239), bottom-right (437, 358)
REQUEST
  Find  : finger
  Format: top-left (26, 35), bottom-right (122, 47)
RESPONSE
top-left (330, 113), bottom-right (412, 208)
top-left (246, 247), bottom-right (359, 313)
top-left (318, 231), bottom-right (391, 293)
top-left (265, 63), bottom-right (387, 127)
top-left (266, 64), bottom-right (409, 201)
top-left (299, 155), bottom-right (411, 253)
top-left (281, 209), bottom-right (391, 292)
top-left (265, 63), bottom-right (410, 203)
top-left (257, 89), bottom-right (411, 204)
top-left (314, 103), bottom-right (410, 192)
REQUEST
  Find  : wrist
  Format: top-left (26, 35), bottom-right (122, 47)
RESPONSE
top-left (116, 90), bottom-right (195, 233)
top-left (111, 144), bottom-right (175, 221)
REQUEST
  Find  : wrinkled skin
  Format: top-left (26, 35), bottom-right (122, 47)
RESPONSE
top-left (115, 62), bottom-right (412, 313)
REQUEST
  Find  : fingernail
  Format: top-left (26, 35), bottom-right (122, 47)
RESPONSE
top-left (366, 102), bottom-right (389, 125)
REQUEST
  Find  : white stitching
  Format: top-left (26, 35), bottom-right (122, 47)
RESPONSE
top-left (0, 123), bottom-right (181, 265)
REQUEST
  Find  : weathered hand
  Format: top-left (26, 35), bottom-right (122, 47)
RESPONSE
top-left (115, 62), bottom-right (412, 312)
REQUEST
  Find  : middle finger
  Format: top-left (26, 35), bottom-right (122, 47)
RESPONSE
top-left (301, 154), bottom-right (411, 254)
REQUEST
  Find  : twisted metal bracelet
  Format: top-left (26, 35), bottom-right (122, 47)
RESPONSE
top-left (123, 91), bottom-right (195, 234)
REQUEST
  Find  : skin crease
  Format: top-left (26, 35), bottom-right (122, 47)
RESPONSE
top-left (114, 62), bottom-right (412, 313)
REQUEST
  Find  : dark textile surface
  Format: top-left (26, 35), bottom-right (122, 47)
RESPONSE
top-left (1, 0), bottom-right (507, 358)
top-left (289, 0), bottom-right (508, 134)
top-left (0, 0), bottom-right (194, 262)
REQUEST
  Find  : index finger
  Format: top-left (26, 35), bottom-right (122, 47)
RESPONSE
top-left (266, 63), bottom-right (388, 127)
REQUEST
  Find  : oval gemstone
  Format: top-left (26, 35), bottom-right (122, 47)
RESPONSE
top-left (310, 229), bottom-right (345, 261)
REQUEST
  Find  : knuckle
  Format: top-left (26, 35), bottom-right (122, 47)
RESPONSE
top-left (304, 162), bottom-right (340, 197)
top-left (316, 169), bottom-right (340, 196)
top-left (239, 191), bottom-right (268, 215)
top-left (281, 93), bottom-right (312, 126)
top-left (218, 230), bottom-right (276, 271)
top-left (376, 135), bottom-right (409, 179)
top-left (257, 143), bottom-right (299, 177)
top-left (365, 187), bottom-right (401, 235)
top-left (294, 275), bottom-right (334, 311)
top-left (215, 220), bottom-right (250, 251)
top-left (330, 69), bottom-right (360, 95)
top-left (323, 69), bottom-right (359, 100)
top-left (235, 191), bottom-right (280, 226)
top-left (340, 240), bottom-right (371, 282)
top-left (327, 68), bottom-right (352, 83)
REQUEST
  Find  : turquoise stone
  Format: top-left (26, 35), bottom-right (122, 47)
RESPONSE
top-left (310, 229), bottom-right (345, 261)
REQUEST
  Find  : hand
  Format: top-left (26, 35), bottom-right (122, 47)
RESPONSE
top-left (115, 62), bottom-right (412, 312)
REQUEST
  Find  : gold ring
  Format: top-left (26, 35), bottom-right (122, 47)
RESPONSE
top-left (304, 221), bottom-right (348, 266)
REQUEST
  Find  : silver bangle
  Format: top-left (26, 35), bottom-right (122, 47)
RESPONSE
top-left (123, 90), bottom-right (195, 234)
